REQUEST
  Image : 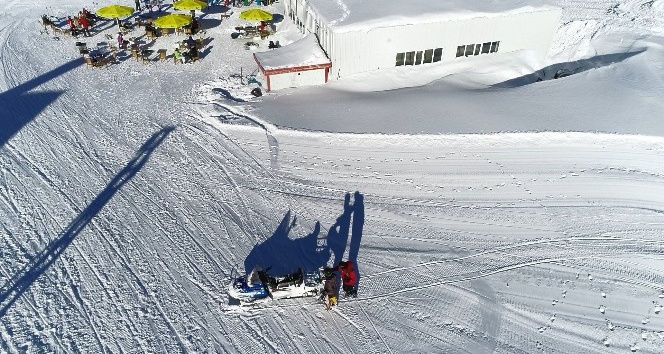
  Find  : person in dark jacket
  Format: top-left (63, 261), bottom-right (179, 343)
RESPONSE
top-left (337, 260), bottom-right (358, 297)
top-left (323, 268), bottom-right (338, 310)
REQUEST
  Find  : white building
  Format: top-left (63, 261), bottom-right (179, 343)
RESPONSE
top-left (253, 34), bottom-right (332, 92)
top-left (280, 0), bottom-right (562, 81)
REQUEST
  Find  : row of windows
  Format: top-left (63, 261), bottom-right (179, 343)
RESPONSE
top-left (456, 41), bottom-right (500, 57)
top-left (395, 48), bottom-right (443, 66)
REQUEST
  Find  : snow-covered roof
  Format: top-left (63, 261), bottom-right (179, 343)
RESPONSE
top-left (303, 0), bottom-right (559, 32)
top-left (253, 34), bottom-right (331, 72)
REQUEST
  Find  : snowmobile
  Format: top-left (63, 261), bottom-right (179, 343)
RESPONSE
top-left (228, 266), bottom-right (325, 305)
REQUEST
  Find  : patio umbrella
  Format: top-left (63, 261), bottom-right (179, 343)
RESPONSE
top-left (154, 14), bottom-right (193, 29)
top-left (173, 0), bottom-right (208, 17)
top-left (96, 5), bottom-right (134, 30)
top-left (239, 9), bottom-right (273, 22)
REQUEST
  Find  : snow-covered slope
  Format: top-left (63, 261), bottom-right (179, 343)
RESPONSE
top-left (1, 0), bottom-right (664, 353)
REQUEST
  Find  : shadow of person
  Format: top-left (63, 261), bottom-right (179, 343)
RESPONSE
top-left (348, 191), bottom-right (364, 293)
top-left (327, 192), bottom-right (352, 265)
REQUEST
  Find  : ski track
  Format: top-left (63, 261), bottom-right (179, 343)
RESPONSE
top-left (2, 0), bottom-right (664, 353)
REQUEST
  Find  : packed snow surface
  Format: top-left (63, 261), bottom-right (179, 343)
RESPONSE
top-left (1, 0), bottom-right (664, 353)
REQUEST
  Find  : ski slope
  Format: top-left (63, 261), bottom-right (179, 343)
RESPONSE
top-left (1, 0), bottom-right (664, 353)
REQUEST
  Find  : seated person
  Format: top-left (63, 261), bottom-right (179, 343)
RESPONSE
top-left (41, 14), bottom-right (53, 27)
top-left (190, 18), bottom-right (199, 33)
top-left (186, 35), bottom-right (196, 49)
top-left (188, 45), bottom-right (198, 60)
top-left (173, 48), bottom-right (185, 64)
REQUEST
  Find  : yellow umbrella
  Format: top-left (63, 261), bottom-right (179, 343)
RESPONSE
top-left (173, 0), bottom-right (208, 11)
top-left (239, 9), bottom-right (273, 22)
top-left (96, 5), bottom-right (134, 19)
top-left (153, 14), bottom-right (193, 29)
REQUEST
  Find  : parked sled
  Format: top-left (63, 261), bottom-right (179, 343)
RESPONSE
top-left (228, 266), bottom-right (325, 305)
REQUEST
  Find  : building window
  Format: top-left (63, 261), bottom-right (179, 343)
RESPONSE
top-left (490, 41), bottom-right (500, 53)
top-left (415, 51), bottom-right (423, 65)
top-left (433, 48), bottom-right (442, 62)
top-left (423, 49), bottom-right (433, 63)
top-left (474, 44), bottom-right (481, 55)
top-left (456, 45), bottom-right (465, 58)
top-left (405, 51), bottom-right (415, 65)
top-left (396, 47), bottom-right (443, 67)
top-left (481, 42), bottom-right (491, 54)
top-left (395, 52), bottom-right (405, 66)
top-left (465, 44), bottom-right (474, 57)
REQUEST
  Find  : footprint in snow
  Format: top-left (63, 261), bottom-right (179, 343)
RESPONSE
top-left (599, 305), bottom-right (606, 314)
top-left (538, 326), bottom-right (547, 333)
top-left (588, 274), bottom-right (593, 281)
top-left (606, 319), bottom-right (614, 331)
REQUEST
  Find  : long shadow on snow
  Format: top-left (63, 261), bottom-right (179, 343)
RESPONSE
top-left (492, 50), bottom-right (644, 88)
top-left (0, 59), bottom-right (82, 148)
top-left (0, 126), bottom-right (175, 318)
top-left (348, 191), bottom-right (364, 290)
top-left (244, 192), bottom-right (365, 278)
top-left (244, 210), bottom-right (325, 275)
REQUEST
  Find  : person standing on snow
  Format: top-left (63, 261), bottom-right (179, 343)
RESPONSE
top-left (323, 268), bottom-right (338, 310)
top-left (337, 260), bottom-right (358, 297)
top-left (78, 15), bottom-right (90, 37)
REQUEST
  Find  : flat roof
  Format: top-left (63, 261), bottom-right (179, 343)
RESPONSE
top-left (301, 0), bottom-right (558, 32)
top-left (254, 34), bottom-right (331, 71)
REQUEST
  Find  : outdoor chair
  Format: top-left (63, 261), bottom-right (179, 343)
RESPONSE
top-left (196, 38), bottom-right (204, 50)
top-left (162, 28), bottom-right (171, 36)
top-left (146, 30), bottom-right (156, 39)
top-left (141, 49), bottom-right (153, 64)
top-left (220, 10), bottom-right (233, 21)
top-left (131, 48), bottom-right (140, 61)
top-left (84, 57), bottom-right (96, 68)
top-left (158, 49), bottom-right (167, 62)
top-left (84, 56), bottom-right (110, 68)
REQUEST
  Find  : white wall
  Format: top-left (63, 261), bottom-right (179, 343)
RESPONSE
top-left (269, 69), bottom-right (328, 91)
top-left (330, 9), bottom-right (560, 79)
top-left (283, 1), bottom-right (560, 80)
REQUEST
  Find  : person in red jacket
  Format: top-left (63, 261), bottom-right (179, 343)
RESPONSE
top-left (337, 260), bottom-right (358, 298)
top-left (79, 15), bottom-right (90, 37)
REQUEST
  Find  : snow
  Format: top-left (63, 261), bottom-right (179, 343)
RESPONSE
top-left (254, 34), bottom-right (330, 70)
top-left (1, 0), bottom-right (664, 353)
top-left (303, 0), bottom-right (557, 31)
